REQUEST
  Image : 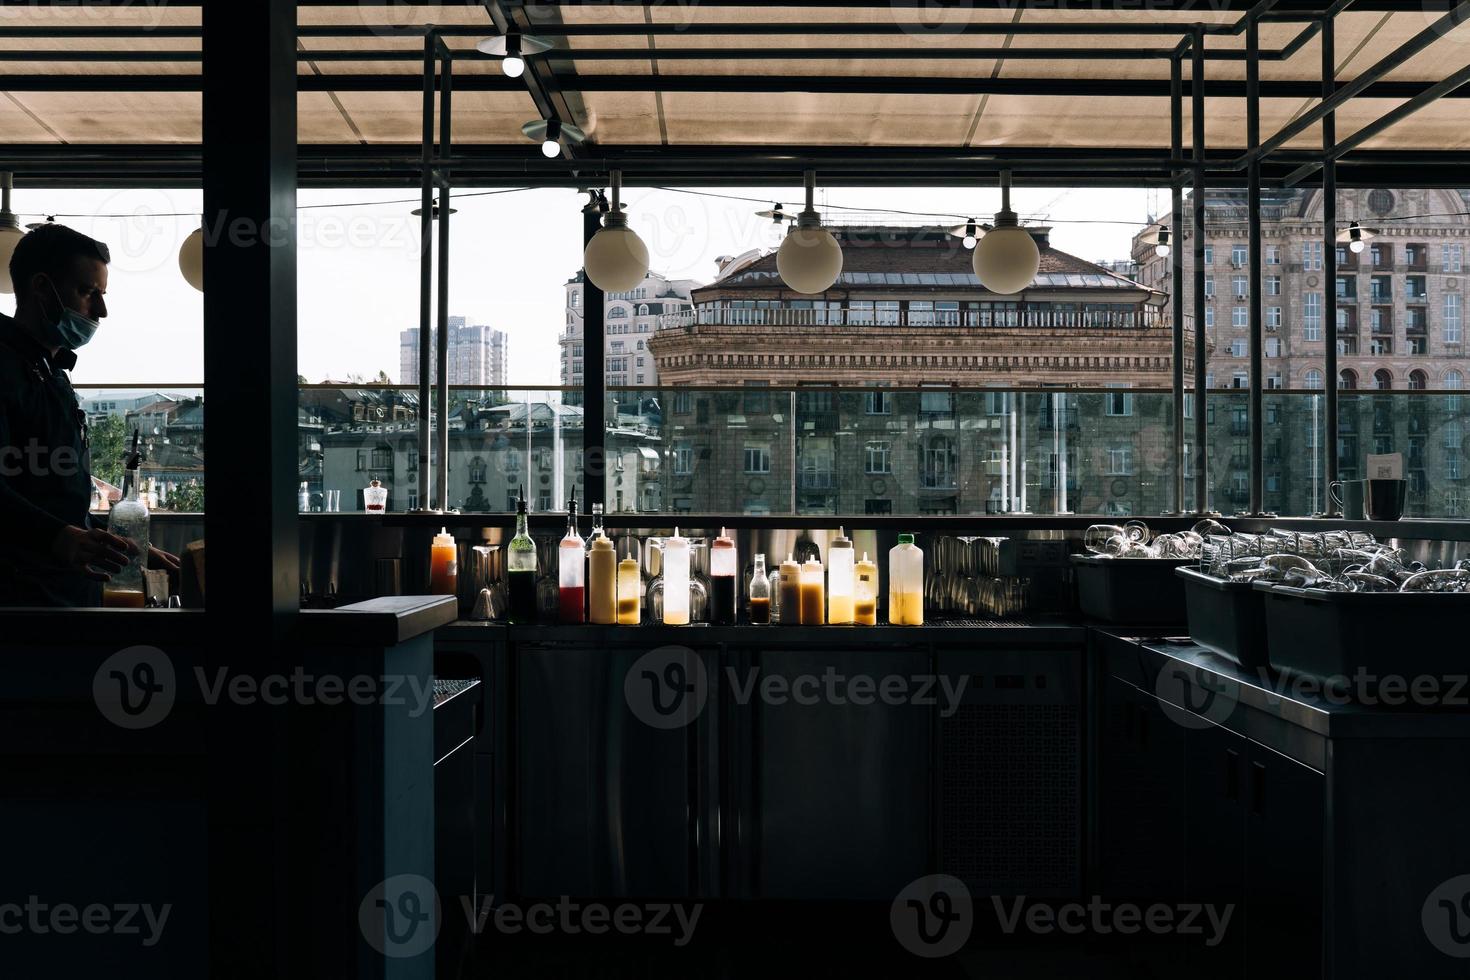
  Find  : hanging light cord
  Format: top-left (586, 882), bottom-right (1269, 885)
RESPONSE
top-left (7, 181), bottom-right (1468, 230)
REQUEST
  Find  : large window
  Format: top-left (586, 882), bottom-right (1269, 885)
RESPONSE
top-left (864, 440), bottom-right (892, 474)
top-left (743, 445), bottom-right (771, 474)
top-left (1303, 293), bottom-right (1322, 340)
top-left (1447, 294), bottom-right (1462, 345)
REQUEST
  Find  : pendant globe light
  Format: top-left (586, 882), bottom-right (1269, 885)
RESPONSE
top-left (0, 173), bottom-right (28, 294)
top-left (972, 170), bottom-right (1040, 296)
top-left (582, 170), bottom-right (649, 293)
top-left (776, 170), bottom-right (843, 294)
top-left (179, 225), bottom-right (205, 292)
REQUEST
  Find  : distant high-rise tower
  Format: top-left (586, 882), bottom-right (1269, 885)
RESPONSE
top-left (401, 316), bottom-right (509, 386)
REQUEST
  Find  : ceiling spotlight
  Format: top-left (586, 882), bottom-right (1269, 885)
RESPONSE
top-left (756, 203), bottom-right (787, 225)
top-left (972, 170), bottom-right (1040, 296)
top-left (477, 32), bottom-right (552, 78)
top-left (522, 116), bottom-right (585, 160)
top-left (0, 173), bottom-right (27, 294)
top-left (776, 170), bottom-right (843, 295)
top-left (947, 218), bottom-right (981, 250)
top-left (583, 170), bottom-right (649, 293)
top-left (411, 199), bottom-right (458, 220)
top-left (1348, 221), bottom-right (1366, 254)
top-left (1153, 225), bottom-right (1172, 258)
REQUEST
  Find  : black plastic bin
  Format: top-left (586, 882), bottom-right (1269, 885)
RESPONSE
top-left (1255, 581), bottom-right (1470, 699)
top-left (1070, 555), bottom-right (1191, 627)
top-left (1176, 567), bottom-right (1270, 670)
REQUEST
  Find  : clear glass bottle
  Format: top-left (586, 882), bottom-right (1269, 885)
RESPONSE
top-left (799, 556), bottom-right (825, 625)
top-left (104, 430), bottom-right (149, 608)
top-left (507, 485), bottom-right (538, 623)
top-left (827, 527), bottom-right (854, 625)
top-left (588, 504), bottom-right (616, 625)
top-left (363, 478), bottom-right (387, 513)
top-left (889, 532), bottom-right (924, 626)
top-left (558, 489), bottom-right (585, 624)
top-left (748, 554), bottom-right (771, 624)
top-left (710, 527), bottom-right (737, 625)
top-left (663, 527), bottom-right (690, 625)
top-left (855, 552), bottom-right (878, 626)
top-left (617, 554), bottom-right (641, 625)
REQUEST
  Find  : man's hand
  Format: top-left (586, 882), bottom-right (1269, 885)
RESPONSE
top-left (148, 546), bottom-right (181, 574)
top-left (50, 525), bottom-right (137, 582)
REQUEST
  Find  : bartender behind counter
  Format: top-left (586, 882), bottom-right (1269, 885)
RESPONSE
top-left (0, 223), bottom-right (178, 606)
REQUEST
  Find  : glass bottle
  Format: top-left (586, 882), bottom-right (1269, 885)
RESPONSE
top-left (430, 527), bottom-right (458, 597)
top-left (363, 478), bottom-right (388, 513)
top-left (799, 556), bottom-right (825, 625)
top-left (889, 532), bottom-right (924, 626)
top-left (748, 554), bottom-right (771, 624)
top-left (777, 553), bottom-right (801, 625)
top-left (710, 527), bottom-right (737, 625)
top-left (588, 505), bottom-right (616, 625)
top-left (617, 555), bottom-right (641, 625)
top-left (507, 485), bottom-right (538, 623)
top-left (663, 527), bottom-right (690, 625)
top-left (827, 527), bottom-right (854, 625)
top-left (855, 552), bottom-right (878, 626)
top-left (103, 430), bottom-right (149, 608)
top-left (558, 489), bottom-right (585, 624)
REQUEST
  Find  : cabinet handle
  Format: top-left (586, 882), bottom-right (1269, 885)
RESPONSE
top-left (1251, 761), bottom-right (1266, 815)
top-left (1225, 749), bottom-right (1240, 802)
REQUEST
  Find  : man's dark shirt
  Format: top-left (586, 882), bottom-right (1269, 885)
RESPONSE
top-left (0, 312), bottom-right (101, 606)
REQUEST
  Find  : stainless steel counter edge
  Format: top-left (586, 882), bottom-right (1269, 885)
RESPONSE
top-left (1101, 630), bottom-right (1470, 740)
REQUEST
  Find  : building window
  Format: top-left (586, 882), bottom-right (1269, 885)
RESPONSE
top-left (743, 445), bottom-right (770, 474)
top-left (1204, 245), bottom-right (1214, 265)
top-left (1266, 245), bottom-right (1282, 265)
top-left (1105, 384), bottom-right (1132, 417)
top-left (372, 445), bottom-right (392, 469)
top-left (864, 499), bottom-right (893, 515)
top-left (1305, 369), bottom-right (1323, 390)
top-left (1447, 370), bottom-right (1464, 412)
top-left (673, 442), bottom-right (693, 476)
top-left (1230, 338), bottom-right (1247, 357)
top-left (356, 449), bottom-right (367, 471)
top-left (1409, 370), bottom-right (1428, 391)
top-left (1446, 244), bottom-right (1464, 274)
top-left (1447, 294), bottom-right (1462, 344)
top-left (1231, 244), bottom-right (1248, 268)
top-left (1106, 446), bottom-right (1133, 476)
top-left (1304, 241), bottom-right (1322, 271)
top-left (864, 440), bottom-right (892, 474)
top-left (1266, 276), bottom-right (1281, 295)
top-left (1232, 371), bottom-right (1247, 389)
top-left (1234, 276), bottom-right (1250, 298)
top-left (1267, 306), bottom-right (1282, 329)
top-left (1374, 369), bottom-right (1393, 391)
top-left (570, 291), bottom-right (580, 308)
top-left (922, 437), bottom-right (956, 489)
top-left (1204, 276), bottom-right (1215, 299)
top-left (1204, 308), bottom-right (1215, 329)
top-left (1267, 373), bottom-right (1283, 390)
top-left (1303, 292), bottom-right (1322, 341)
top-left (1232, 307), bottom-right (1248, 328)
top-left (1266, 338), bottom-right (1281, 358)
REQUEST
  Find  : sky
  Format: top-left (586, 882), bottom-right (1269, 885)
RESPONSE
top-left (13, 184), bottom-right (1156, 389)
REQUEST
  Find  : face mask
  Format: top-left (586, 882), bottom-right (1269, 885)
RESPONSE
top-left (40, 278), bottom-right (100, 350)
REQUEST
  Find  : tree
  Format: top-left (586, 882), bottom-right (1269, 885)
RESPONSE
top-left (166, 481), bottom-right (205, 513)
top-left (89, 414), bottom-right (129, 488)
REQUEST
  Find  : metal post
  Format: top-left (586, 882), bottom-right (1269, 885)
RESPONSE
top-left (1322, 14), bottom-right (1341, 516)
top-left (200, 0), bottom-right (297, 972)
top-left (416, 32), bottom-right (434, 511)
top-left (436, 48), bottom-right (452, 511)
top-left (582, 189), bottom-right (606, 511)
top-left (1170, 52), bottom-right (1186, 515)
top-left (1192, 27), bottom-right (1209, 514)
top-left (1248, 15), bottom-right (1266, 515)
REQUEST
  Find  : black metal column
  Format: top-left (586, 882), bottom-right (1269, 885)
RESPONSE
top-left (1248, 15), bottom-right (1265, 515)
top-left (200, 0), bottom-right (297, 972)
top-left (1322, 14), bottom-right (1341, 515)
top-left (1192, 28), bottom-right (1209, 514)
top-left (582, 194), bottom-right (607, 510)
top-left (417, 33), bottom-right (434, 510)
top-left (1170, 53), bottom-right (1186, 515)
top-left (436, 48), bottom-right (452, 511)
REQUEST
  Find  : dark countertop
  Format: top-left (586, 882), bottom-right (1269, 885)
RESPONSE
top-left (1099, 629), bottom-right (1470, 740)
top-left (440, 617), bottom-right (1088, 646)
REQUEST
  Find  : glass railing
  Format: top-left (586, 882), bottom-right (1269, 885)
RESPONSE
top-left (68, 384), bottom-right (1470, 520)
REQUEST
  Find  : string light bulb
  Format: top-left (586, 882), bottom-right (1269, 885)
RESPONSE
top-left (521, 116), bottom-right (585, 160)
top-left (776, 170), bottom-right (843, 294)
top-left (972, 170), bottom-right (1040, 295)
top-left (477, 32), bottom-right (551, 78)
top-left (582, 170), bottom-right (649, 293)
top-left (1348, 221), bottom-right (1366, 254)
top-left (541, 118), bottom-right (563, 158)
top-left (962, 219), bottom-right (978, 250)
